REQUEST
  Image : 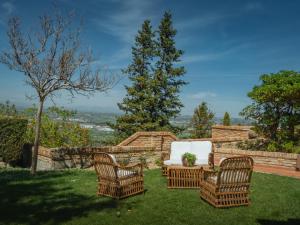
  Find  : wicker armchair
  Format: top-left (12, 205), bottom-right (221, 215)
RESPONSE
top-left (200, 156), bottom-right (254, 208)
top-left (93, 153), bottom-right (144, 199)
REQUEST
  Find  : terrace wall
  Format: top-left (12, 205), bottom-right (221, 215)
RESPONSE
top-left (213, 146), bottom-right (298, 170)
top-left (212, 125), bottom-right (253, 140)
top-left (37, 145), bottom-right (157, 170)
top-left (36, 129), bottom-right (299, 171)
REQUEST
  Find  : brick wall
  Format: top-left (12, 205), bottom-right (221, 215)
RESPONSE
top-left (37, 131), bottom-right (299, 171)
top-left (212, 125), bottom-right (252, 140)
top-left (37, 145), bottom-right (157, 170)
top-left (214, 148), bottom-right (298, 170)
top-left (118, 131), bottom-right (177, 160)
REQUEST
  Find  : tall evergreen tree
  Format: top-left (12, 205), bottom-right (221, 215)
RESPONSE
top-left (112, 20), bottom-right (156, 136)
top-left (153, 11), bottom-right (187, 131)
top-left (112, 12), bottom-right (187, 137)
top-left (191, 102), bottom-right (214, 138)
top-left (223, 112), bottom-right (231, 126)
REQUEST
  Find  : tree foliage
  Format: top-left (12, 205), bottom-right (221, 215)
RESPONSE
top-left (190, 102), bottom-right (214, 138)
top-left (0, 118), bottom-right (28, 165)
top-left (0, 101), bottom-right (17, 117)
top-left (25, 106), bottom-right (89, 148)
top-left (112, 12), bottom-right (187, 137)
top-left (240, 70), bottom-right (300, 152)
top-left (223, 112), bottom-right (231, 126)
top-left (112, 20), bottom-right (157, 136)
top-left (154, 11), bottom-right (187, 129)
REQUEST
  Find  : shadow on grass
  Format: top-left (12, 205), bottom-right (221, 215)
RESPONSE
top-left (257, 219), bottom-right (300, 225)
top-left (0, 169), bottom-right (118, 225)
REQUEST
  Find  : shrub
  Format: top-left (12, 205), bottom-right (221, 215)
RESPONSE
top-left (25, 106), bottom-right (89, 148)
top-left (182, 152), bottom-right (197, 167)
top-left (0, 118), bottom-right (28, 165)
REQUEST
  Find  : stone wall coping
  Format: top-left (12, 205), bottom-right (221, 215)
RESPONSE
top-left (117, 131), bottom-right (178, 146)
top-left (38, 145), bottom-right (156, 159)
top-left (212, 125), bottom-right (253, 131)
top-left (178, 137), bottom-right (246, 143)
top-left (216, 148), bottom-right (299, 160)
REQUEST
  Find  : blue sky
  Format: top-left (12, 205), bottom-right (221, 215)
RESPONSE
top-left (0, 0), bottom-right (300, 117)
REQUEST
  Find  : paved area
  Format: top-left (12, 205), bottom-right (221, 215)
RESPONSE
top-left (254, 165), bottom-right (300, 179)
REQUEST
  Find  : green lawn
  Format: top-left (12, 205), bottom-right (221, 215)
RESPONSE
top-left (0, 169), bottom-right (300, 225)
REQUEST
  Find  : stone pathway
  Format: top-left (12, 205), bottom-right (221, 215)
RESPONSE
top-left (254, 165), bottom-right (300, 179)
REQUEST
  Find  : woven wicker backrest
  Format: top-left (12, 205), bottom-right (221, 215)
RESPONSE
top-left (217, 156), bottom-right (254, 186)
top-left (93, 153), bottom-right (117, 180)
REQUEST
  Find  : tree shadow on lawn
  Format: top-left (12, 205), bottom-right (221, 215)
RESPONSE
top-left (257, 218), bottom-right (300, 225)
top-left (0, 169), bottom-right (118, 225)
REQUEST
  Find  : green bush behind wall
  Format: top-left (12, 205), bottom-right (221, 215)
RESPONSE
top-left (0, 118), bottom-right (28, 164)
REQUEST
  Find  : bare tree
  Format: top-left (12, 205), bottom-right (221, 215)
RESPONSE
top-left (0, 12), bottom-right (116, 174)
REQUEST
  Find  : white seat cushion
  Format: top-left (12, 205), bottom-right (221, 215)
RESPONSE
top-left (207, 175), bottom-right (217, 184)
top-left (117, 169), bottom-right (136, 177)
top-left (163, 159), bottom-right (183, 165)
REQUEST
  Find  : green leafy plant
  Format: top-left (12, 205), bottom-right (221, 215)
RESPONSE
top-left (155, 158), bottom-right (162, 166)
top-left (0, 118), bottom-right (28, 165)
top-left (25, 106), bottom-right (89, 148)
top-left (139, 156), bottom-right (148, 169)
top-left (240, 70), bottom-right (300, 149)
top-left (182, 152), bottom-right (197, 167)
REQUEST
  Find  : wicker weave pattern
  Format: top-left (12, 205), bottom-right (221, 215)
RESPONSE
top-left (167, 166), bottom-right (207, 188)
top-left (93, 153), bottom-right (144, 199)
top-left (200, 156), bottom-right (254, 208)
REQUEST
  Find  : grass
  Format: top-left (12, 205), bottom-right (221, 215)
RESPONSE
top-left (0, 169), bottom-right (300, 225)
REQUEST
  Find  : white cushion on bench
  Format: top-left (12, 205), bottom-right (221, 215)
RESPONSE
top-left (169, 141), bottom-right (191, 162)
top-left (163, 159), bottom-right (183, 165)
top-left (164, 141), bottom-right (212, 166)
top-left (190, 141), bottom-right (212, 165)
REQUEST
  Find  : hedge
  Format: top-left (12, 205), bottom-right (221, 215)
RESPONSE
top-left (0, 118), bottom-right (28, 164)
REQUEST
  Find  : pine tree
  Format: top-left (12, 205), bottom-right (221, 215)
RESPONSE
top-left (153, 11), bottom-right (187, 131)
top-left (223, 112), bottom-right (231, 126)
top-left (191, 102), bottom-right (214, 138)
top-left (112, 20), bottom-right (156, 136)
top-left (111, 12), bottom-right (187, 137)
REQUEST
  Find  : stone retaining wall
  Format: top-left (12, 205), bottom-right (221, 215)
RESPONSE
top-left (212, 125), bottom-right (252, 140)
top-left (37, 145), bottom-right (157, 170)
top-left (37, 130), bottom-right (299, 171)
top-left (214, 148), bottom-right (298, 170)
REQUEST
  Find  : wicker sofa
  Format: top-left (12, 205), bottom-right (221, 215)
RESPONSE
top-left (162, 141), bottom-right (214, 175)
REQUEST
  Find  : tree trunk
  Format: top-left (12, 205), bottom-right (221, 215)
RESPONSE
top-left (30, 99), bottom-right (44, 175)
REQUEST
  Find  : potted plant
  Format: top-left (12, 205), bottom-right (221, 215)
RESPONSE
top-left (182, 152), bottom-right (197, 167)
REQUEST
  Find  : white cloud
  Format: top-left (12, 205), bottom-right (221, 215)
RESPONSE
top-left (176, 13), bottom-right (226, 31)
top-left (188, 91), bottom-right (217, 99)
top-left (91, 0), bottom-right (160, 70)
top-left (0, 1), bottom-right (15, 25)
top-left (2, 1), bottom-right (14, 14)
top-left (92, 0), bottom-right (158, 44)
top-left (182, 42), bottom-right (253, 64)
top-left (244, 2), bottom-right (263, 11)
